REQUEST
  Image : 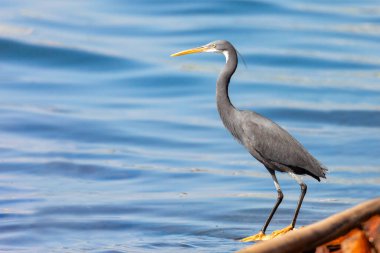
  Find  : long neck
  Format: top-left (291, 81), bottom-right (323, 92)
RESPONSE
top-left (216, 47), bottom-right (238, 128)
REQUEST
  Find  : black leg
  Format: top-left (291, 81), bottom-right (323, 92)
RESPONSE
top-left (288, 172), bottom-right (307, 228)
top-left (261, 169), bottom-right (283, 233)
top-left (291, 182), bottom-right (307, 228)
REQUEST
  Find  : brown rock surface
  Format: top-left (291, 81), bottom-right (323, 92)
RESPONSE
top-left (237, 198), bottom-right (380, 253)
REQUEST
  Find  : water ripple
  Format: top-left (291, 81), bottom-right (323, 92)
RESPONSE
top-left (0, 38), bottom-right (147, 71)
top-left (0, 0), bottom-right (379, 252)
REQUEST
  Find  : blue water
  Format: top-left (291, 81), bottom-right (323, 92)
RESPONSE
top-left (0, 1), bottom-right (379, 252)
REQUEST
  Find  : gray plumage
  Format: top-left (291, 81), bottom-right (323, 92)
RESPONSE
top-left (215, 40), bottom-right (327, 181)
top-left (171, 39), bottom-right (328, 236)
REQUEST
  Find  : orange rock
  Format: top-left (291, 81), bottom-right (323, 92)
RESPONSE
top-left (341, 228), bottom-right (371, 253)
top-left (362, 215), bottom-right (380, 252)
top-left (316, 232), bottom-right (347, 252)
top-left (316, 218), bottom-right (378, 253)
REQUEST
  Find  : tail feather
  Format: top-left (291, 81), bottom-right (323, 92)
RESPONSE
top-left (288, 164), bottom-right (328, 182)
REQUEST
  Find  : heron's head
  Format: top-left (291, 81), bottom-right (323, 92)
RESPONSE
top-left (171, 40), bottom-right (232, 58)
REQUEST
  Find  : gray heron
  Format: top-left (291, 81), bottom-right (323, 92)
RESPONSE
top-left (171, 40), bottom-right (327, 241)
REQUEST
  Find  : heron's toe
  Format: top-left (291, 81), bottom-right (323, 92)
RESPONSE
top-left (269, 225), bottom-right (294, 238)
top-left (240, 231), bottom-right (271, 242)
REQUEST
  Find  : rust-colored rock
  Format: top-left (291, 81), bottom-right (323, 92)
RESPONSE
top-left (237, 198), bottom-right (380, 253)
top-left (362, 215), bottom-right (380, 252)
top-left (316, 234), bottom-right (345, 253)
top-left (315, 218), bottom-right (378, 253)
top-left (341, 229), bottom-right (371, 253)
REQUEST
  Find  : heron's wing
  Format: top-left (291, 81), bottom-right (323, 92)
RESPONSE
top-left (243, 112), bottom-right (327, 179)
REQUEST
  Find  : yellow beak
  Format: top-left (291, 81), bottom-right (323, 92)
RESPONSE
top-left (170, 46), bottom-right (207, 57)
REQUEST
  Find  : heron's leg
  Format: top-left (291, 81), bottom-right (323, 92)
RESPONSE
top-left (240, 169), bottom-right (283, 242)
top-left (288, 171), bottom-right (307, 228)
top-left (260, 169), bottom-right (283, 233)
top-left (266, 172), bottom-right (307, 239)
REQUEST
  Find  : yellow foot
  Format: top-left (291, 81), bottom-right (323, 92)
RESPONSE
top-left (269, 225), bottom-right (294, 239)
top-left (240, 225), bottom-right (295, 242)
top-left (240, 231), bottom-right (271, 242)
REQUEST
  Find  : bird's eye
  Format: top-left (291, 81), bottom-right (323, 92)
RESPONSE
top-left (212, 43), bottom-right (216, 48)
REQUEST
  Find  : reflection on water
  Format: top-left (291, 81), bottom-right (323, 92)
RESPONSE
top-left (0, 0), bottom-right (379, 252)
